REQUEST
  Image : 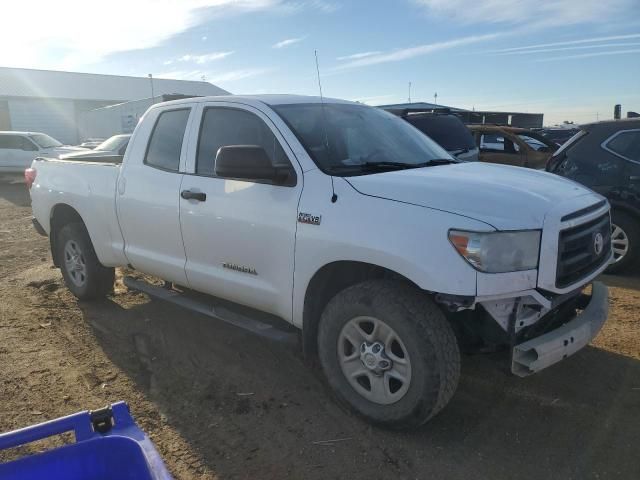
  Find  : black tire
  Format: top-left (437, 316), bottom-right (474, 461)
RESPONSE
top-left (317, 279), bottom-right (460, 429)
top-left (56, 222), bottom-right (114, 299)
top-left (606, 210), bottom-right (639, 274)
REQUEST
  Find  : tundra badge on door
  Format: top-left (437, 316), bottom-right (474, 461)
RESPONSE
top-left (223, 262), bottom-right (258, 275)
top-left (298, 212), bottom-right (322, 225)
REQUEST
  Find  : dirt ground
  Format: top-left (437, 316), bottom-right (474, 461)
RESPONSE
top-left (0, 180), bottom-right (638, 479)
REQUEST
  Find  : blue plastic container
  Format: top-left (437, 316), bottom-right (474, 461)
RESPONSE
top-left (0, 401), bottom-right (172, 479)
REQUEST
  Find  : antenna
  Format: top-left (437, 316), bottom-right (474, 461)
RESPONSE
top-left (408, 82), bottom-right (412, 103)
top-left (314, 50), bottom-right (324, 101)
top-left (314, 50), bottom-right (337, 203)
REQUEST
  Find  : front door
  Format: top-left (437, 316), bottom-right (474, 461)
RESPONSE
top-left (179, 103), bottom-right (302, 321)
top-left (0, 134), bottom-right (38, 172)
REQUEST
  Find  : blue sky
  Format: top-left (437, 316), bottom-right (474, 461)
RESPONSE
top-left (2, 0), bottom-right (639, 125)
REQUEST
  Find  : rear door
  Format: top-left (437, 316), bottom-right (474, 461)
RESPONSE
top-left (116, 106), bottom-right (195, 285)
top-left (556, 126), bottom-right (630, 194)
top-left (602, 128), bottom-right (640, 213)
top-left (178, 102), bottom-right (302, 320)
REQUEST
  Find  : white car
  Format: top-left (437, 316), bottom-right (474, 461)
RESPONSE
top-left (0, 131), bottom-right (85, 175)
top-left (27, 95), bottom-right (612, 428)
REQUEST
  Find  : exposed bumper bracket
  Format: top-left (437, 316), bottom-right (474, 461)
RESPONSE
top-left (511, 281), bottom-right (608, 377)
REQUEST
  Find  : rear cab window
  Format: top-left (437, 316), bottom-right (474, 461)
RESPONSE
top-left (479, 132), bottom-right (520, 153)
top-left (144, 109), bottom-right (191, 171)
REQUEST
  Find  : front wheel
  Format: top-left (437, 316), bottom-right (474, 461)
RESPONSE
top-left (317, 280), bottom-right (460, 429)
top-left (606, 211), bottom-right (639, 274)
top-left (56, 222), bottom-right (115, 299)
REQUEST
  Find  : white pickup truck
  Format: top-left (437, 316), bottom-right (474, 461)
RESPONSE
top-left (28, 95), bottom-right (612, 428)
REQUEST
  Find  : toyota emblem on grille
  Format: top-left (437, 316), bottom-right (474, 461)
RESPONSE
top-left (593, 232), bottom-right (604, 256)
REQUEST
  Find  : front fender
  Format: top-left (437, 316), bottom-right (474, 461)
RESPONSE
top-left (291, 173), bottom-right (488, 326)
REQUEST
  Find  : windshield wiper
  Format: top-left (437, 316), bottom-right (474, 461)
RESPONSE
top-left (327, 158), bottom-right (456, 174)
top-left (361, 161), bottom-right (424, 170)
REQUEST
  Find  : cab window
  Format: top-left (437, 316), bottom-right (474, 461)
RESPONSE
top-left (145, 109), bottom-right (191, 171)
top-left (196, 107), bottom-right (291, 176)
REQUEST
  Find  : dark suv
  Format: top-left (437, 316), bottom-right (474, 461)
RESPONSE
top-left (384, 109), bottom-right (479, 162)
top-left (547, 119), bottom-right (640, 273)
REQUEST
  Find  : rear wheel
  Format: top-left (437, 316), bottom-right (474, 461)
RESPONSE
top-left (56, 223), bottom-right (114, 299)
top-left (606, 211), bottom-right (639, 274)
top-left (317, 279), bottom-right (460, 429)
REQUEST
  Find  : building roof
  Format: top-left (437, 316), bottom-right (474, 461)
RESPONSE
top-left (0, 67), bottom-right (230, 101)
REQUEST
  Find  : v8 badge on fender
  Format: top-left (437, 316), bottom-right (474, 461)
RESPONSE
top-left (298, 212), bottom-right (321, 225)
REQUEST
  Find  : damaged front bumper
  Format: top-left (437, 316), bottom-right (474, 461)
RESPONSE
top-left (511, 281), bottom-right (608, 377)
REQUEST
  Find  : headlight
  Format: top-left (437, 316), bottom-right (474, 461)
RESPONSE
top-left (448, 230), bottom-right (541, 273)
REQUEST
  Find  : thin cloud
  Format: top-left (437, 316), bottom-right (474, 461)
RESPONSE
top-left (208, 68), bottom-right (273, 82)
top-left (0, 0), bottom-right (326, 70)
top-left (155, 67), bottom-right (272, 83)
top-left (272, 37), bottom-right (305, 48)
top-left (493, 42), bottom-right (640, 56)
top-left (412, 0), bottom-right (634, 28)
top-left (534, 48), bottom-right (640, 62)
top-left (350, 94), bottom-right (399, 104)
top-left (335, 32), bottom-right (505, 69)
top-left (156, 70), bottom-right (206, 81)
top-left (178, 51), bottom-right (234, 63)
top-left (337, 51), bottom-right (382, 61)
top-left (303, 0), bottom-right (339, 13)
top-left (279, 0), bottom-right (339, 13)
top-left (490, 33), bottom-right (640, 53)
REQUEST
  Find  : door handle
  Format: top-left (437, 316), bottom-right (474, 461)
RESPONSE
top-left (181, 190), bottom-right (206, 201)
top-left (629, 176), bottom-right (640, 181)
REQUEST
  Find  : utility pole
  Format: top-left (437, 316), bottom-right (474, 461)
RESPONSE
top-left (434, 92), bottom-right (438, 105)
top-left (408, 82), bottom-right (412, 103)
top-left (148, 74), bottom-right (155, 103)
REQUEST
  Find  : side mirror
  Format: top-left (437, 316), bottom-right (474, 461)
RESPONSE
top-left (215, 145), bottom-right (292, 184)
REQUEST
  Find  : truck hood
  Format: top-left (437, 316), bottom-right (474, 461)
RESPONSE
top-left (346, 162), bottom-right (595, 230)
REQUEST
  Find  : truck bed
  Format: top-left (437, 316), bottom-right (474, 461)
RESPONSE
top-left (29, 157), bottom-right (128, 267)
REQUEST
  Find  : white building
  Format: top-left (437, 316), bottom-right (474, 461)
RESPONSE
top-left (0, 67), bottom-right (229, 144)
top-left (79, 95), bottom-right (191, 141)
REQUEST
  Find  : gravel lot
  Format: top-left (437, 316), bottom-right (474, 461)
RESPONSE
top-left (1, 180), bottom-right (639, 479)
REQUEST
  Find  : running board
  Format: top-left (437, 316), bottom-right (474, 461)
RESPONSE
top-left (123, 277), bottom-right (298, 346)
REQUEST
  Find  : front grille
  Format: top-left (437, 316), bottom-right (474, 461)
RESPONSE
top-left (556, 212), bottom-right (611, 288)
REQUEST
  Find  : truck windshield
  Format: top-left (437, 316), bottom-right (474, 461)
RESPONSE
top-left (29, 133), bottom-right (63, 149)
top-left (272, 103), bottom-right (454, 175)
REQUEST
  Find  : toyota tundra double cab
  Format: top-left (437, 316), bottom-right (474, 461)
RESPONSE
top-left (27, 95), bottom-right (611, 428)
